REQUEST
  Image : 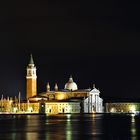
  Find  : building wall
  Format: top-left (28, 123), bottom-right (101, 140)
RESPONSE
top-left (0, 100), bottom-right (80, 114)
top-left (45, 102), bottom-right (80, 114)
top-left (55, 92), bottom-right (89, 101)
top-left (106, 103), bottom-right (140, 113)
top-left (12, 102), bottom-right (40, 113)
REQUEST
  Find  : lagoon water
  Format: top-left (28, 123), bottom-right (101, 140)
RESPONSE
top-left (0, 114), bottom-right (139, 140)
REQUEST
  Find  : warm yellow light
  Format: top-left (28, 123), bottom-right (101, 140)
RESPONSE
top-left (130, 105), bottom-right (136, 113)
top-left (13, 107), bottom-right (18, 113)
top-left (57, 94), bottom-right (65, 100)
top-left (92, 113), bottom-right (96, 118)
top-left (110, 107), bottom-right (116, 113)
top-left (28, 107), bottom-right (33, 112)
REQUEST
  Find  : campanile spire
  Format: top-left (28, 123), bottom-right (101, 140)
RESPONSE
top-left (29, 54), bottom-right (34, 65)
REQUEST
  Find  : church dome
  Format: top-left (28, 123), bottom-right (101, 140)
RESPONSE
top-left (64, 76), bottom-right (78, 91)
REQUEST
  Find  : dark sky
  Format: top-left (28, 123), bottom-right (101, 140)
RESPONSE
top-left (0, 0), bottom-right (140, 101)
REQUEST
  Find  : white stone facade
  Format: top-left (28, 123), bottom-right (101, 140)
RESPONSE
top-left (83, 87), bottom-right (103, 113)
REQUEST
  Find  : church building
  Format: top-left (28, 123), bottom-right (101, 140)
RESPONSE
top-left (0, 55), bottom-right (103, 114)
top-left (25, 55), bottom-right (103, 114)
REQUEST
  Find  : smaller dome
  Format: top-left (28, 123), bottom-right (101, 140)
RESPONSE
top-left (64, 76), bottom-right (78, 91)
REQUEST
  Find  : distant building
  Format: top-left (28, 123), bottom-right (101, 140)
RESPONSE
top-left (0, 96), bottom-right (13, 112)
top-left (105, 102), bottom-right (140, 113)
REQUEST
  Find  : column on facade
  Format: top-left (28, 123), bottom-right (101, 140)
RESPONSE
top-left (91, 94), bottom-right (92, 113)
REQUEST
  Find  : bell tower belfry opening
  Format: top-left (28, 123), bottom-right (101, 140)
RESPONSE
top-left (26, 54), bottom-right (37, 100)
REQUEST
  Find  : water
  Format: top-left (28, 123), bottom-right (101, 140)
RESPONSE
top-left (0, 114), bottom-right (139, 140)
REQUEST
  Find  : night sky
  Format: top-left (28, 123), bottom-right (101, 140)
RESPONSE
top-left (0, 0), bottom-right (140, 101)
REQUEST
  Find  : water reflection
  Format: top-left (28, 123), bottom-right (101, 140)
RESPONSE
top-left (25, 115), bottom-right (41, 140)
top-left (0, 114), bottom-right (140, 140)
top-left (131, 114), bottom-right (137, 140)
top-left (66, 114), bottom-right (72, 140)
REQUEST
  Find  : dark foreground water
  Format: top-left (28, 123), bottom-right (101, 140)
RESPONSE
top-left (0, 114), bottom-right (140, 140)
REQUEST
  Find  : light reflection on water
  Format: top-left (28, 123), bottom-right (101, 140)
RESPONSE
top-left (0, 114), bottom-right (140, 140)
top-left (131, 115), bottom-right (137, 140)
top-left (66, 115), bottom-right (72, 140)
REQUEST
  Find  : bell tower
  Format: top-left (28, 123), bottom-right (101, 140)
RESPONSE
top-left (26, 54), bottom-right (37, 100)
